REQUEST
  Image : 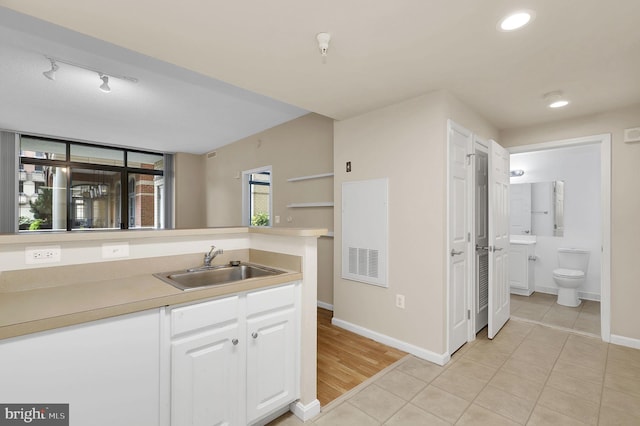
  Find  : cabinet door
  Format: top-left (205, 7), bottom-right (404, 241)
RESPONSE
top-left (171, 323), bottom-right (241, 426)
top-left (509, 244), bottom-right (530, 294)
top-left (0, 310), bottom-right (160, 426)
top-left (246, 306), bottom-right (297, 424)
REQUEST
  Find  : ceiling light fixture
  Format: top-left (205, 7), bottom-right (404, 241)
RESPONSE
top-left (42, 57), bottom-right (59, 80)
top-left (41, 55), bottom-right (138, 92)
top-left (316, 32), bottom-right (331, 62)
top-left (543, 91), bottom-right (570, 108)
top-left (498, 10), bottom-right (535, 31)
top-left (99, 74), bottom-right (111, 93)
top-left (510, 169), bottom-right (525, 177)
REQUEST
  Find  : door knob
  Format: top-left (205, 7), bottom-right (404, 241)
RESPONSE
top-left (490, 246), bottom-right (503, 252)
top-left (251, 332), bottom-right (258, 339)
top-left (450, 249), bottom-right (463, 257)
top-left (232, 338), bottom-right (239, 346)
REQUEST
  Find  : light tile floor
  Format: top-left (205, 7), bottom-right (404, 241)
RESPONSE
top-left (511, 292), bottom-right (600, 336)
top-left (271, 319), bottom-right (640, 425)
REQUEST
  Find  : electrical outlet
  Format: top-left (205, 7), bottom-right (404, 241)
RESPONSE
top-left (275, 215), bottom-right (280, 224)
top-left (395, 294), bottom-right (405, 309)
top-left (25, 246), bottom-right (61, 264)
top-left (102, 242), bottom-right (130, 259)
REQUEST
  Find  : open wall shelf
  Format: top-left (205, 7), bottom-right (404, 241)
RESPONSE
top-left (286, 202), bottom-right (334, 208)
top-left (287, 173), bottom-right (334, 182)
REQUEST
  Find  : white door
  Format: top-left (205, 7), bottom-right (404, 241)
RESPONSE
top-left (488, 139), bottom-right (510, 339)
top-left (448, 120), bottom-right (471, 354)
top-left (246, 307), bottom-right (297, 424)
top-left (171, 324), bottom-right (241, 426)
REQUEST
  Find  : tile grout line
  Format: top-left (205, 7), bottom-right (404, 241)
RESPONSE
top-left (597, 343), bottom-right (610, 425)
top-left (448, 320), bottom-right (536, 425)
top-left (521, 324), bottom-right (571, 425)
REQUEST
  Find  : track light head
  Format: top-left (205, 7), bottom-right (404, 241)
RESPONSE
top-left (99, 74), bottom-right (111, 93)
top-left (43, 58), bottom-right (58, 81)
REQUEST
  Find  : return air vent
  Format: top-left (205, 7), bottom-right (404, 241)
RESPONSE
top-left (342, 178), bottom-right (388, 287)
top-left (206, 151), bottom-right (217, 159)
top-left (348, 247), bottom-right (380, 279)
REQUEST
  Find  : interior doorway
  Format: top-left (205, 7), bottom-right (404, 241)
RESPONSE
top-left (507, 134), bottom-right (611, 342)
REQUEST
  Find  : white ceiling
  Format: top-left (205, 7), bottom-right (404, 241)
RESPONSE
top-left (1, 1), bottom-right (639, 154)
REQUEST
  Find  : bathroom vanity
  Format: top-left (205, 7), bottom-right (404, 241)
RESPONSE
top-left (509, 239), bottom-right (536, 296)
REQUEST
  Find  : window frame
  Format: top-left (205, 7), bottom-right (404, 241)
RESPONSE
top-left (18, 135), bottom-right (166, 231)
top-left (241, 166), bottom-right (272, 227)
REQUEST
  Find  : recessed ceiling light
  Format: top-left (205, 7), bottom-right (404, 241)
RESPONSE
top-left (498, 10), bottom-right (535, 31)
top-left (549, 100), bottom-right (569, 108)
top-left (543, 91), bottom-right (569, 108)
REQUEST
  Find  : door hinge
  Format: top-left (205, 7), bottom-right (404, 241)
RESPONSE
top-left (467, 232), bottom-right (471, 242)
top-left (467, 309), bottom-right (471, 320)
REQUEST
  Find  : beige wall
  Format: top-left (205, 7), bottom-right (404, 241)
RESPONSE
top-left (204, 113), bottom-right (335, 306)
top-left (333, 90), bottom-right (497, 357)
top-left (335, 91), bottom-right (447, 354)
top-left (500, 103), bottom-right (640, 341)
top-left (174, 152), bottom-right (206, 229)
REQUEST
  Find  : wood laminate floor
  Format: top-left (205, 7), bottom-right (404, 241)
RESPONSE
top-left (316, 308), bottom-right (407, 406)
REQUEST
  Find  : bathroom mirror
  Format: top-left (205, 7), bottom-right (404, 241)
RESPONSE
top-left (510, 181), bottom-right (564, 237)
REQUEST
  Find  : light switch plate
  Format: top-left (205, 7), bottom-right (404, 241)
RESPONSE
top-left (102, 242), bottom-right (130, 259)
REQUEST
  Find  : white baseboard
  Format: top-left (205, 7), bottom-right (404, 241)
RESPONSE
top-left (290, 399), bottom-right (321, 422)
top-left (510, 287), bottom-right (534, 296)
top-left (534, 286), bottom-right (601, 302)
top-left (317, 301), bottom-right (334, 311)
top-left (331, 317), bottom-right (449, 366)
top-left (610, 334), bottom-right (640, 350)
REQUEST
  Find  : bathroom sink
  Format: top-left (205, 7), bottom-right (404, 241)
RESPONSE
top-left (154, 263), bottom-right (286, 291)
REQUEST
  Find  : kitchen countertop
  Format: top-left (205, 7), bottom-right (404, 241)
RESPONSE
top-left (0, 246), bottom-right (306, 340)
top-left (0, 271), bottom-right (302, 340)
top-left (0, 226), bottom-right (327, 245)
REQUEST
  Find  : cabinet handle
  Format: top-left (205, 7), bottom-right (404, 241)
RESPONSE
top-left (251, 332), bottom-right (258, 339)
top-left (450, 249), bottom-right (463, 257)
top-left (232, 338), bottom-right (239, 346)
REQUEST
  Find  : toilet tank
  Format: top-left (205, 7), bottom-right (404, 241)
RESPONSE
top-left (557, 248), bottom-right (590, 272)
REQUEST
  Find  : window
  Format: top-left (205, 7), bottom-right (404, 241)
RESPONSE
top-left (242, 167), bottom-right (272, 227)
top-left (18, 135), bottom-right (168, 231)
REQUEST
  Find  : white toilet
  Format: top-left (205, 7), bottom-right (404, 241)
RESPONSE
top-left (553, 248), bottom-right (590, 307)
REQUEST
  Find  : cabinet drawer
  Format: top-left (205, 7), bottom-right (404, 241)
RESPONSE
top-left (246, 283), bottom-right (296, 316)
top-left (171, 296), bottom-right (239, 337)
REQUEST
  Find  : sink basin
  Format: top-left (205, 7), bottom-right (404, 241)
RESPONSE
top-left (154, 263), bottom-right (286, 291)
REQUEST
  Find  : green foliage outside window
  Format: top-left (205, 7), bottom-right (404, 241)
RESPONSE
top-left (251, 212), bottom-right (270, 227)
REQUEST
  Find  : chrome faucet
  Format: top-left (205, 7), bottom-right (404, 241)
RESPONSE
top-left (203, 245), bottom-right (223, 267)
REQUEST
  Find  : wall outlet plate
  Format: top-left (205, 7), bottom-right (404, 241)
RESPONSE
top-left (25, 245), bottom-right (61, 264)
top-left (395, 294), bottom-right (405, 309)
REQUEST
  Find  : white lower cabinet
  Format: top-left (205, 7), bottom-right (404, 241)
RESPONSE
top-left (0, 310), bottom-right (161, 426)
top-left (170, 296), bottom-right (242, 426)
top-left (509, 243), bottom-right (536, 296)
top-left (168, 282), bottom-right (300, 426)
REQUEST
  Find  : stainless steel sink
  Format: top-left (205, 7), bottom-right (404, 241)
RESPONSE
top-left (154, 263), bottom-right (286, 291)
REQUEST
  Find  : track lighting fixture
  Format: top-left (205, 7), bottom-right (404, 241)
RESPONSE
top-left (99, 74), bottom-right (111, 93)
top-left (41, 55), bottom-right (138, 92)
top-left (42, 58), bottom-right (58, 80)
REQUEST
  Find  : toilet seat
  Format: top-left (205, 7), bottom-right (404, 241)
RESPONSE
top-left (553, 268), bottom-right (585, 279)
